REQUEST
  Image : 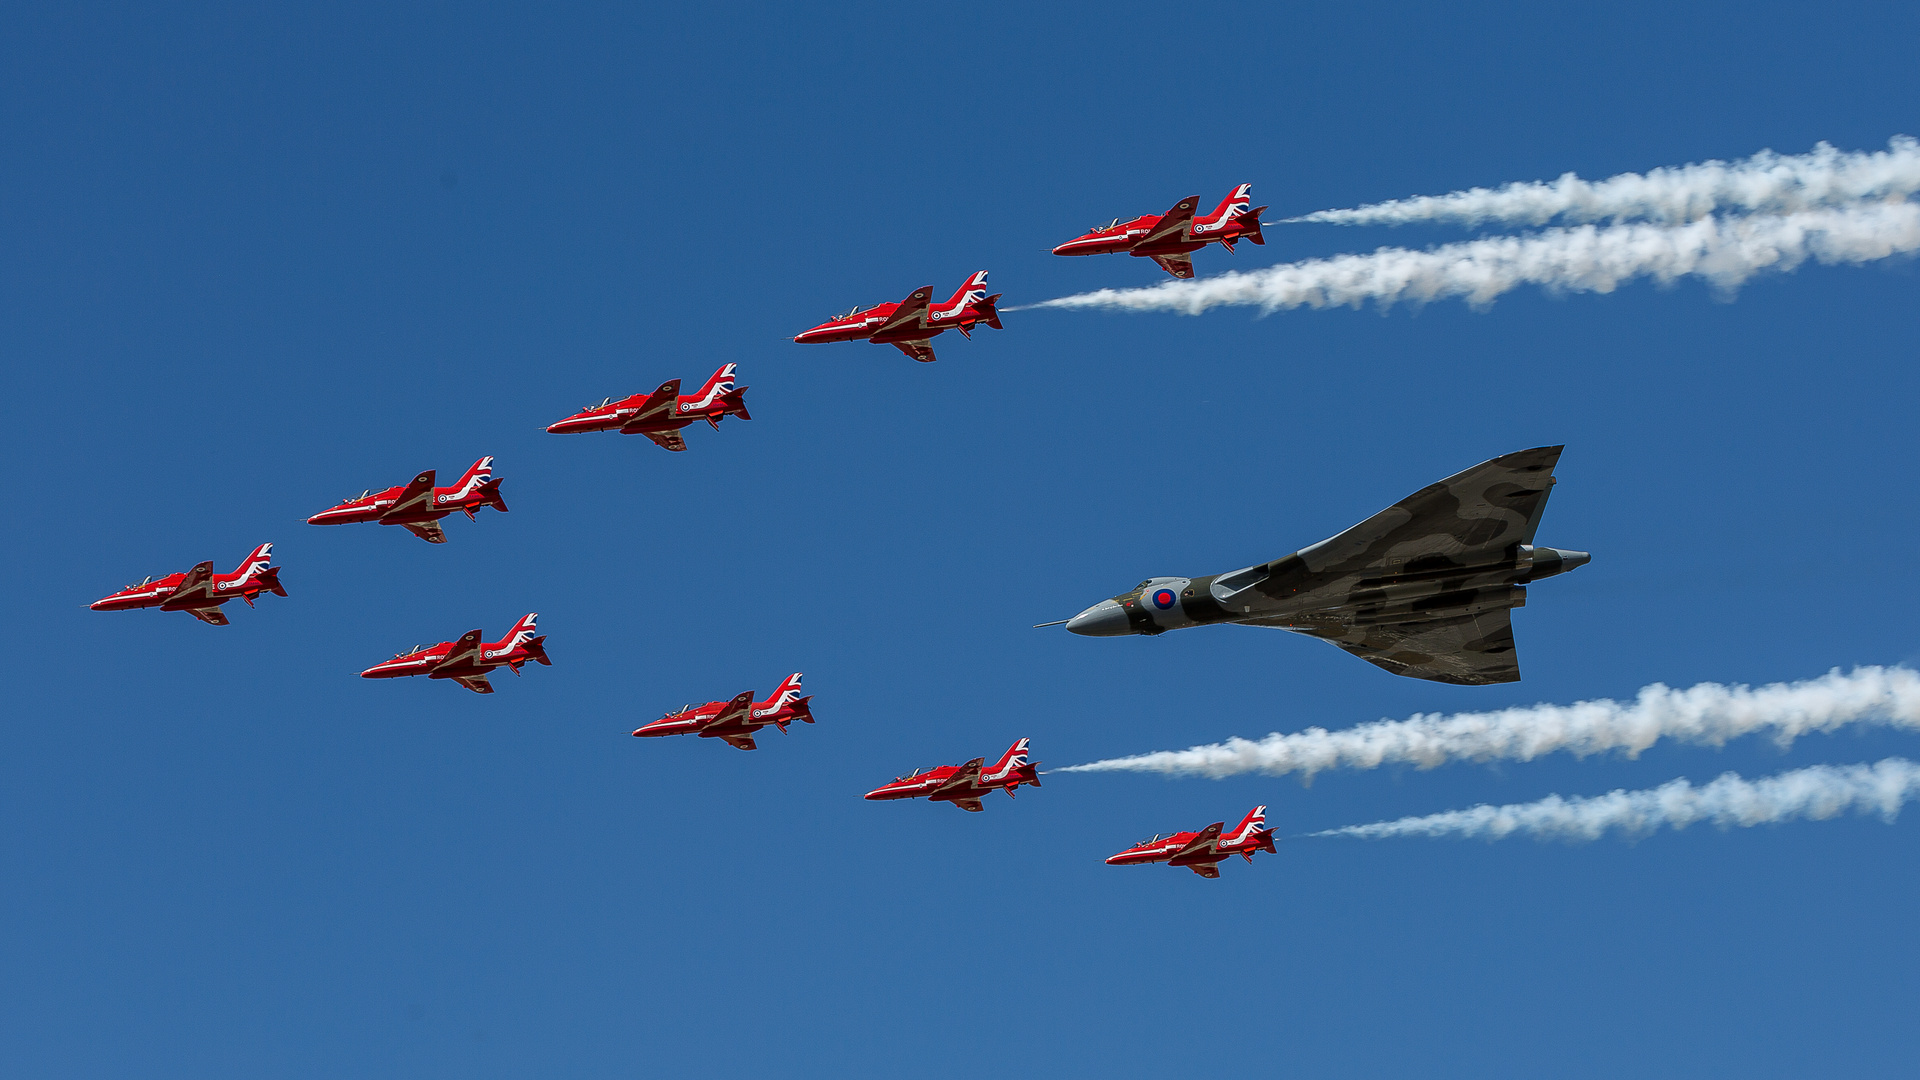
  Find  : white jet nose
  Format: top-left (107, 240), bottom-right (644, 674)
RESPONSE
top-left (1065, 599), bottom-right (1131, 637)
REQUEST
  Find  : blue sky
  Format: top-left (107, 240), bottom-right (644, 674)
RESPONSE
top-left (3, 3), bottom-right (1917, 1077)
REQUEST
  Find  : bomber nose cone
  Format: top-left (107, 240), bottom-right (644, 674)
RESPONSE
top-left (1065, 599), bottom-right (1131, 637)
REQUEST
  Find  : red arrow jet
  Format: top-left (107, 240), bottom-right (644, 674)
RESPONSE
top-left (307, 457), bottom-right (507, 544)
top-left (360, 613), bottom-right (550, 694)
top-left (632, 673), bottom-right (813, 750)
top-left (546, 363), bottom-right (751, 452)
top-left (793, 271), bottom-right (1002, 362)
top-left (1052, 184), bottom-right (1267, 279)
top-left (1105, 806), bottom-right (1277, 879)
top-left (90, 543), bottom-right (286, 626)
top-left (863, 737), bottom-right (1041, 812)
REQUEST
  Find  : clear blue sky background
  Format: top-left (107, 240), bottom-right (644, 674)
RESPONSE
top-left (3, 3), bottom-right (1917, 1077)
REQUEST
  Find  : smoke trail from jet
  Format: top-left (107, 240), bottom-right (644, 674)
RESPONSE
top-left (1284, 137), bottom-right (1920, 228)
top-left (1016, 201), bottom-right (1920, 316)
top-left (1311, 758), bottom-right (1920, 842)
top-left (1055, 667), bottom-right (1920, 780)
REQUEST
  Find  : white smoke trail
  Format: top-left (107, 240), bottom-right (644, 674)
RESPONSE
top-left (1313, 758), bottom-right (1920, 842)
top-left (1285, 138), bottom-right (1920, 228)
top-left (1019, 201), bottom-right (1920, 316)
top-left (1056, 667), bottom-right (1920, 780)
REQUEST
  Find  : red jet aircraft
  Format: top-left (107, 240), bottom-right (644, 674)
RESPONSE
top-left (1052, 184), bottom-right (1267, 279)
top-left (1105, 806), bottom-right (1277, 879)
top-left (360, 613), bottom-right (550, 694)
top-left (863, 738), bottom-right (1040, 812)
top-left (90, 543), bottom-right (286, 626)
top-left (632, 673), bottom-right (813, 750)
top-left (546, 363), bottom-right (750, 452)
top-left (307, 457), bottom-right (507, 544)
top-left (793, 271), bottom-right (1002, 362)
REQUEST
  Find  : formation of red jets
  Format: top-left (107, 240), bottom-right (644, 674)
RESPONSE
top-left (93, 184), bottom-right (1283, 875)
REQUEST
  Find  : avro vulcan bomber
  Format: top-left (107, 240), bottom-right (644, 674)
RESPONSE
top-left (1045, 447), bottom-right (1589, 685)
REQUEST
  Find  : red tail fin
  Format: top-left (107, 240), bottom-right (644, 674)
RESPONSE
top-left (256, 566), bottom-right (288, 597)
top-left (1241, 206), bottom-right (1268, 246)
top-left (977, 293), bottom-right (1003, 330)
top-left (478, 477), bottom-right (509, 513)
top-left (686, 363), bottom-right (739, 409)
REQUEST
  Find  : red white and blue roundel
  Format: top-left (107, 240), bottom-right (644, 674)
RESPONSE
top-left (1150, 588), bottom-right (1178, 610)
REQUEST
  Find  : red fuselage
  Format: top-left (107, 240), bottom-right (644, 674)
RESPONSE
top-left (547, 391), bottom-right (746, 436)
top-left (1053, 186), bottom-right (1266, 277)
top-left (793, 273), bottom-right (1002, 363)
top-left (360, 638), bottom-right (545, 681)
top-left (90, 545), bottom-right (285, 624)
top-left (863, 739), bottom-right (1039, 810)
top-left (632, 694), bottom-right (810, 740)
top-left (308, 483), bottom-right (498, 526)
top-left (792, 302), bottom-right (900, 346)
top-left (90, 570), bottom-right (195, 612)
top-left (1106, 807), bottom-right (1277, 878)
top-left (360, 615), bottom-right (550, 695)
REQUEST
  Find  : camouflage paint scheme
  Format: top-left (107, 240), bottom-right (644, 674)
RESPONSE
top-left (1061, 447), bottom-right (1590, 685)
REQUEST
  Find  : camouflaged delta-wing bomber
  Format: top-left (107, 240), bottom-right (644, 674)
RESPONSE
top-left (1046, 447), bottom-right (1589, 685)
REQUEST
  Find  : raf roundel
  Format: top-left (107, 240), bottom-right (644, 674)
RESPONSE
top-left (1151, 588), bottom-right (1177, 611)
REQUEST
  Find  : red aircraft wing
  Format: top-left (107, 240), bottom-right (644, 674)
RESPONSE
top-left (890, 340), bottom-right (938, 363)
top-left (428, 630), bottom-right (486, 674)
top-left (1149, 254), bottom-right (1195, 279)
top-left (704, 690), bottom-right (755, 730)
top-left (719, 732), bottom-right (758, 751)
top-left (869, 286), bottom-right (932, 340)
top-left (186, 606), bottom-right (230, 626)
top-left (1128, 195), bottom-right (1200, 252)
top-left (640, 428), bottom-right (688, 452)
top-left (379, 470), bottom-right (438, 522)
top-left (170, 562), bottom-right (214, 598)
top-left (452, 673), bottom-right (494, 694)
top-left (618, 381), bottom-right (682, 433)
top-left (401, 520), bottom-right (448, 544)
top-left (1172, 821), bottom-right (1225, 860)
top-left (927, 758), bottom-right (986, 799)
